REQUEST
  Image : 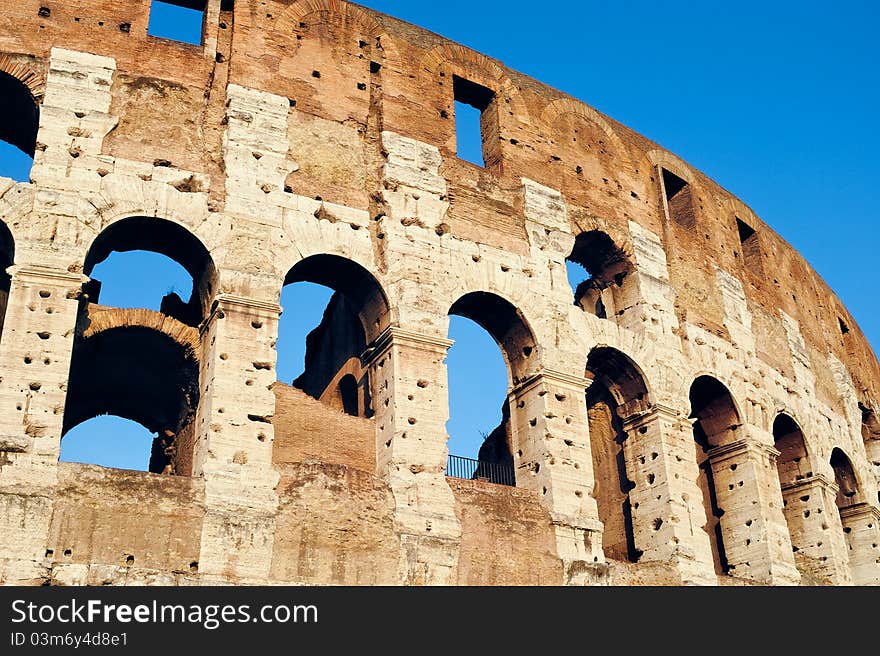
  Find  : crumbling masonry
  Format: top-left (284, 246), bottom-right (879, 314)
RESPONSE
top-left (0, 0), bottom-right (878, 586)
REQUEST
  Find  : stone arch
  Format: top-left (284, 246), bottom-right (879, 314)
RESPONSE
top-left (422, 43), bottom-right (508, 85)
top-left (0, 59), bottom-right (41, 180)
top-left (540, 98), bottom-right (631, 166)
top-left (859, 400), bottom-right (880, 504)
top-left (83, 216), bottom-right (218, 325)
top-left (830, 447), bottom-right (863, 508)
top-left (689, 375), bottom-right (742, 447)
top-left (420, 42), bottom-right (530, 125)
top-left (567, 229), bottom-right (638, 321)
top-left (83, 179), bottom-right (215, 236)
top-left (644, 149), bottom-right (701, 230)
top-left (446, 290), bottom-right (538, 484)
top-left (277, 0), bottom-right (385, 41)
top-left (61, 218), bottom-right (216, 474)
top-left (644, 149), bottom-right (695, 185)
top-left (0, 57), bottom-right (42, 155)
top-left (688, 374), bottom-right (743, 575)
top-left (722, 196), bottom-right (761, 229)
top-left (273, 0), bottom-right (402, 106)
top-left (448, 291), bottom-right (537, 388)
top-left (62, 319), bottom-right (201, 476)
top-left (771, 411), bottom-right (821, 579)
top-left (773, 413), bottom-right (811, 488)
top-left (585, 345), bottom-right (652, 562)
top-left (283, 253), bottom-right (390, 344)
top-left (587, 346), bottom-right (652, 414)
top-left (279, 253), bottom-right (391, 418)
top-left (0, 54), bottom-right (46, 102)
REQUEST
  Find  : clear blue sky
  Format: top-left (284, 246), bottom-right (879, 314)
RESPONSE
top-left (0, 1), bottom-right (876, 470)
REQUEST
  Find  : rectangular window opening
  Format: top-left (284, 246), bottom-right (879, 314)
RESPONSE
top-left (148, 0), bottom-right (207, 46)
top-left (453, 75), bottom-right (496, 168)
top-left (735, 217), bottom-right (762, 273)
top-left (661, 167), bottom-right (696, 228)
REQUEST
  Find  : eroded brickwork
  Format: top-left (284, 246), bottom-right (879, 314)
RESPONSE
top-left (0, 0), bottom-right (878, 586)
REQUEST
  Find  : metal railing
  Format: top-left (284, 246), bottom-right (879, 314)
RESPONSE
top-left (446, 454), bottom-right (515, 487)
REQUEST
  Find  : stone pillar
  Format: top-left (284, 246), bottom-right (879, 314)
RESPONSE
top-left (508, 370), bottom-right (604, 584)
top-left (196, 294), bottom-right (281, 582)
top-left (781, 475), bottom-right (852, 584)
top-left (621, 405), bottom-right (717, 585)
top-left (0, 265), bottom-right (84, 580)
top-left (707, 437), bottom-right (800, 584)
top-left (838, 503), bottom-right (880, 585)
top-left (365, 327), bottom-right (461, 585)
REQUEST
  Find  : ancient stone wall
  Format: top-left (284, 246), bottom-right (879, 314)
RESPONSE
top-left (0, 0), bottom-right (878, 586)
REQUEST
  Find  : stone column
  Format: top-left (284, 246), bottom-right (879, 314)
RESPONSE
top-left (781, 474), bottom-right (851, 584)
top-left (0, 265), bottom-right (84, 581)
top-left (195, 294), bottom-right (281, 582)
top-left (706, 437), bottom-right (800, 584)
top-left (365, 327), bottom-right (461, 585)
top-left (838, 503), bottom-right (880, 585)
top-left (508, 370), bottom-right (604, 583)
top-left (621, 405), bottom-right (717, 585)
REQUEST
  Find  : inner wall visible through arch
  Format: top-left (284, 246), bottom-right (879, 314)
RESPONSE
top-left (445, 315), bottom-right (508, 460)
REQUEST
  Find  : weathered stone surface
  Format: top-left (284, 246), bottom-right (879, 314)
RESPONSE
top-left (0, 0), bottom-right (877, 586)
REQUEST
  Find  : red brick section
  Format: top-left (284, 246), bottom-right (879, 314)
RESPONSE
top-left (271, 382), bottom-right (375, 472)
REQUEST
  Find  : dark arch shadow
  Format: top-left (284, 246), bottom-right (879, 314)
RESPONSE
top-left (567, 230), bottom-right (634, 319)
top-left (689, 375), bottom-right (741, 576)
top-left (586, 346), bottom-right (651, 563)
top-left (62, 325), bottom-right (200, 475)
top-left (0, 219), bottom-right (14, 339)
top-left (0, 70), bottom-right (39, 157)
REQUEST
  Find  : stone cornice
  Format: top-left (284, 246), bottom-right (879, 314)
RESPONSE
top-left (707, 438), bottom-right (780, 464)
top-left (9, 265), bottom-right (88, 284)
top-left (838, 502), bottom-right (880, 523)
top-left (621, 403), bottom-right (684, 428)
top-left (780, 473), bottom-right (838, 496)
top-left (214, 294), bottom-right (282, 315)
top-left (510, 369), bottom-right (590, 396)
top-left (361, 327), bottom-right (454, 366)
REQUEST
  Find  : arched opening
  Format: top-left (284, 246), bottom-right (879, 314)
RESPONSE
top-left (772, 413), bottom-right (812, 571)
top-left (0, 70), bottom-right (39, 183)
top-left (61, 218), bottom-right (215, 474)
top-left (585, 346), bottom-right (650, 562)
top-left (83, 217), bottom-right (216, 325)
top-left (60, 416), bottom-right (157, 472)
top-left (337, 374), bottom-right (359, 417)
top-left (445, 314), bottom-right (509, 466)
top-left (566, 230), bottom-right (635, 320)
top-left (689, 375), bottom-right (741, 575)
top-left (830, 448), bottom-right (860, 511)
top-left (61, 324), bottom-right (200, 474)
top-left (277, 254), bottom-right (389, 418)
top-left (0, 220), bottom-right (14, 341)
top-left (859, 402), bottom-right (880, 505)
top-left (773, 414), bottom-right (810, 488)
top-left (446, 292), bottom-right (536, 486)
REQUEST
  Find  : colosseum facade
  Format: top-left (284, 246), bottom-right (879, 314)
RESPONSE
top-left (0, 0), bottom-right (878, 586)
